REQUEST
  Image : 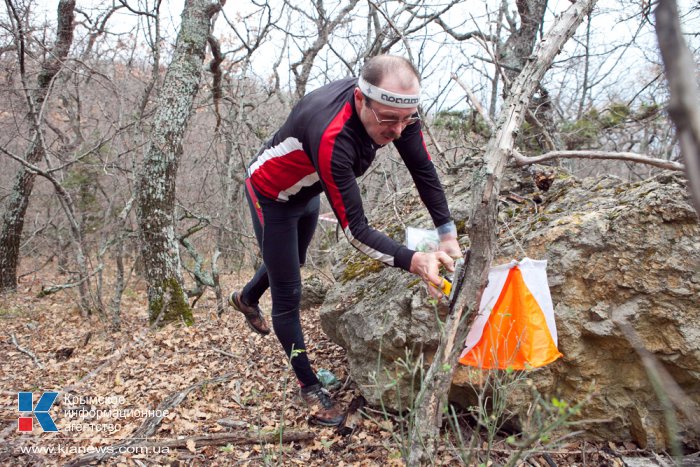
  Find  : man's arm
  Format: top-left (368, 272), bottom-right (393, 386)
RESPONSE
top-left (316, 129), bottom-right (415, 270)
top-left (317, 135), bottom-right (456, 301)
top-left (393, 121), bottom-right (461, 258)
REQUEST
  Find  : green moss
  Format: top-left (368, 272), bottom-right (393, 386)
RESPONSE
top-left (385, 224), bottom-right (404, 242)
top-left (433, 110), bottom-right (491, 138)
top-left (561, 116), bottom-right (599, 149)
top-left (0, 307), bottom-right (20, 317)
top-left (455, 219), bottom-right (467, 235)
top-left (637, 102), bottom-right (660, 120)
top-left (600, 102), bottom-right (630, 129)
top-left (148, 277), bottom-right (194, 326)
top-left (340, 254), bottom-right (385, 283)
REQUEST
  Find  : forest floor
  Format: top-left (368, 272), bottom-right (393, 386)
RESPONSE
top-left (0, 266), bottom-right (684, 466)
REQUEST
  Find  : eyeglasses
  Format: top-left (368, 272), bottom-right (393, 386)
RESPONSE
top-left (366, 101), bottom-right (420, 127)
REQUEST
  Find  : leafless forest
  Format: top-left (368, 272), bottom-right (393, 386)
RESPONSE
top-left (1, 0), bottom-right (696, 318)
top-left (1, 0), bottom-right (699, 465)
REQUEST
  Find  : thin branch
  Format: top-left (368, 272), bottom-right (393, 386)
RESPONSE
top-left (451, 73), bottom-right (494, 130)
top-left (367, 0), bottom-right (414, 61)
top-left (211, 346), bottom-right (237, 358)
top-left (9, 333), bottom-right (44, 369)
top-left (512, 149), bottom-right (685, 171)
top-left (116, 0), bottom-right (156, 18)
top-left (37, 265), bottom-right (103, 297)
top-left (433, 17), bottom-right (497, 43)
top-left (472, 24), bottom-right (557, 151)
top-left (141, 431), bottom-right (315, 450)
top-left (208, 34), bottom-right (224, 131)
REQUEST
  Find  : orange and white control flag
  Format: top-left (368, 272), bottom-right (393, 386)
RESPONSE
top-left (459, 258), bottom-right (563, 370)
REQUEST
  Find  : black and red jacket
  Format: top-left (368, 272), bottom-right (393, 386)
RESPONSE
top-left (247, 77), bottom-right (452, 271)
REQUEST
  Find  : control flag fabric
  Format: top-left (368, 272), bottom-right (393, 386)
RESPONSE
top-left (459, 258), bottom-right (562, 370)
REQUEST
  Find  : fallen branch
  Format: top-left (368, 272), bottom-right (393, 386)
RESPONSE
top-left (9, 333), bottom-right (44, 369)
top-left (217, 418), bottom-right (248, 429)
top-left (36, 265), bottom-right (103, 297)
top-left (60, 306), bottom-right (169, 403)
top-left (139, 430), bottom-right (315, 450)
top-left (66, 372), bottom-right (240, 466)
top-left (512, 149), bottom-right (684, 171)
top-left (211, 346), bottom-right (237, 358)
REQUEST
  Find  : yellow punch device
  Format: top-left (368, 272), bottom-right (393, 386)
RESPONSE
top-left (438, 258), bottom-right (464, 300)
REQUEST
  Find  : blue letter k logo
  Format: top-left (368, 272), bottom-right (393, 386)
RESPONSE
top-left (18, 392), bottom-right (59, 432)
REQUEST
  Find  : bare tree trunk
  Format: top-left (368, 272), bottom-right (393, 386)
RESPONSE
top-left (135, 0), bottom-right (222, 326)
top-left (576, 12), bottom-right (593, 120)
top-left (490, 0), bottom-right (507, 120)
top-left (655, 0), bottom-right (700, 218)
top-left (499, 0), bottom-right (548, 84)
top-left (2, 148), bottom-right (97, 314)
top-left (0, 0), bottom-right (76, 291)
top-left (110, 238), bottom-right (125, 331)
top-left (500, 0), bottom-right (559, 151)
top-left (406, 1), bottom-right (597, 464)
top-left (1, 139), bottom-right (45, 291)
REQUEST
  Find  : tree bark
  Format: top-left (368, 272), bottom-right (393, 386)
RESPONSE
top-left (501, 0), bottom-right (559, 151)
top-left (1, 147), bottom-right (94, 313)
top-left (135, 0), bottom-right (222, 326)
top-left (655, 0), bottom-right (700, 218)
top-left (406, 1), bottom-right (597, 464)
top-left (499, 0), bottom-right (547, 84)
top-left (0, 0), bottom-right (76, 291)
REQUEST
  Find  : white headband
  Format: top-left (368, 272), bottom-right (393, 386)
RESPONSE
top-left (357, 77), bottom-right (420, 109)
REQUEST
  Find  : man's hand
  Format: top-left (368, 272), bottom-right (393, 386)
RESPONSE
top-left (409, 251), bottom-right (454, 299)
top-left (439, 238), bottom-right (462, 259)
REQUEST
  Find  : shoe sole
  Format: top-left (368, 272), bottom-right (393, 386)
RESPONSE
top-left (229, 292), bottom-right (270, 336)
top-left (308, 415), bottom-right (344, 427)
top-left (244, 318), bottom-right (270, 336)
top-left (300, 391), bottom-right (344, 427)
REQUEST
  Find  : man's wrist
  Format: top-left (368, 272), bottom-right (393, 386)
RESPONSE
top-left (437, 220), bottom-right (457, 241)
top-left (396, 247), bottom-right (416, 272)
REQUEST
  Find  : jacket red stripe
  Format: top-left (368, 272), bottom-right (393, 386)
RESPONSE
top-left (318, 102), bottom-right (353, 230)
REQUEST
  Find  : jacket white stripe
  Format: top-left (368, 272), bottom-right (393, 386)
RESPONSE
top-left (247, 136), bottom-right (304, 177)
top-left (278, 173), bottom-right (320, 201)
top-left (344, 226), bottom-right (394, 266)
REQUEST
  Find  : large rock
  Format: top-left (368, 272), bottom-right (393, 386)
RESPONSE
top-left (319, 168), bottom-right (700, 450)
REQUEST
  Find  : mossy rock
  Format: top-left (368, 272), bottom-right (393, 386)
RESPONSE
top-left (340, 253), bottom-right (386, 283)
